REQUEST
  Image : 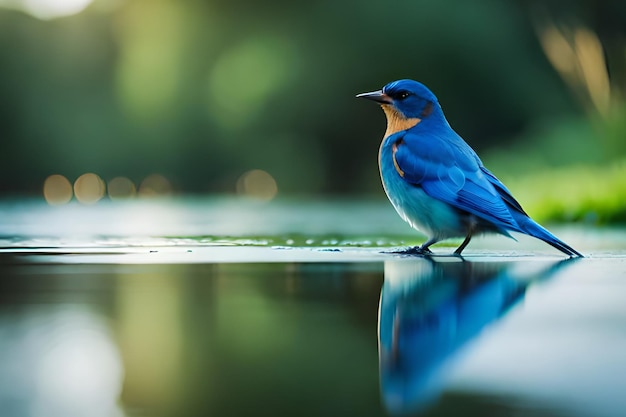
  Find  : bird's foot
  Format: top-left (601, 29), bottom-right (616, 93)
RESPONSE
top-left (386, 245), bottom-right (433, 256)
top-left (452, 250), bottom-right (466, 259)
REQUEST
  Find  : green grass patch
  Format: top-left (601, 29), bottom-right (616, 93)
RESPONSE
top-left (498, 160), bottom-right (626, 224)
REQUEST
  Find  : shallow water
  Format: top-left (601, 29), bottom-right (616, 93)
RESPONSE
top-left (1, 198), bottom-right (625, 417)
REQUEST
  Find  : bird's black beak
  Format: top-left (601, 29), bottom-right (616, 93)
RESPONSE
top-left (356, 90), bottom-right (392, 104)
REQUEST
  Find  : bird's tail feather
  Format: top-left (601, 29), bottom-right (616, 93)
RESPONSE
top-left (514, 215), bottom-right (583, 257)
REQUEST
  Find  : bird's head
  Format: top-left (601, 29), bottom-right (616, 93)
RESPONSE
top-left (357, 80), bottom-right (440, 130)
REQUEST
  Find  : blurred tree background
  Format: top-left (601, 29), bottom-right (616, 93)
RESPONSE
top-left (0, 0), bottom-right (625, 221)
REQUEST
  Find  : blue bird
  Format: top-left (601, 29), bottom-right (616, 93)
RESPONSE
top-left (357, 79), bottom-right (582, 257)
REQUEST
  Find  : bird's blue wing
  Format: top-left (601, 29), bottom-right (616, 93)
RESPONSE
top-left (392, 130), bottom-right (521, 231)
top-left (479, 166), bottom-right (528, 216)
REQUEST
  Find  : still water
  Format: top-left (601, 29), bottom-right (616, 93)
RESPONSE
top-left (1, 198), bottom-right (625, 417)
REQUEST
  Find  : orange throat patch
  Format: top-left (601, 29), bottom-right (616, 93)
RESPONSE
top-left (381, 104), bottom-right (421, 139)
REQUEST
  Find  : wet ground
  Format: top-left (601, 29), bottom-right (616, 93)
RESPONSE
top-left (1, 198), bottom-right (625, 417)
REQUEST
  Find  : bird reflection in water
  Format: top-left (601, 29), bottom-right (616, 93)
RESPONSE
top-left (378, 258), bottom-right (574, 415)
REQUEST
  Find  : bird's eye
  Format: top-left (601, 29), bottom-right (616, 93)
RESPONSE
top-left (396, 91), bottom-right (410, 100)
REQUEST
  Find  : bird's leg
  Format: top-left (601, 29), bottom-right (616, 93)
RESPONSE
top-left (453, 233), bottom-right (472, 256)
top-left (419, 237), bottom-right (438, 253)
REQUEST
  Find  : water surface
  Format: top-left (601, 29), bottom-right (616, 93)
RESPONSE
top-left (1, 198), bottom-right (625, 417)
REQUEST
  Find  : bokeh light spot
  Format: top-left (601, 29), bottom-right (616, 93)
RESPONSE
top-left (74, 173), bottom-right (106, 204)
top-left (43, 174), bottom-right (73, 205)
top-left (236, 169), bottom-right (278, 201)
top-left (107, 177), bottom-right (136, 200)
top-left (6, 0), bottom-right (95, 20)
top-left (207, 36), bottom-right (297, 130)
top-left (138, 174), bottom-right (172, 197)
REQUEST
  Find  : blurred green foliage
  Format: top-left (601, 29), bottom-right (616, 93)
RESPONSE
top-left (0, 0), bottom-right (625, 221)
